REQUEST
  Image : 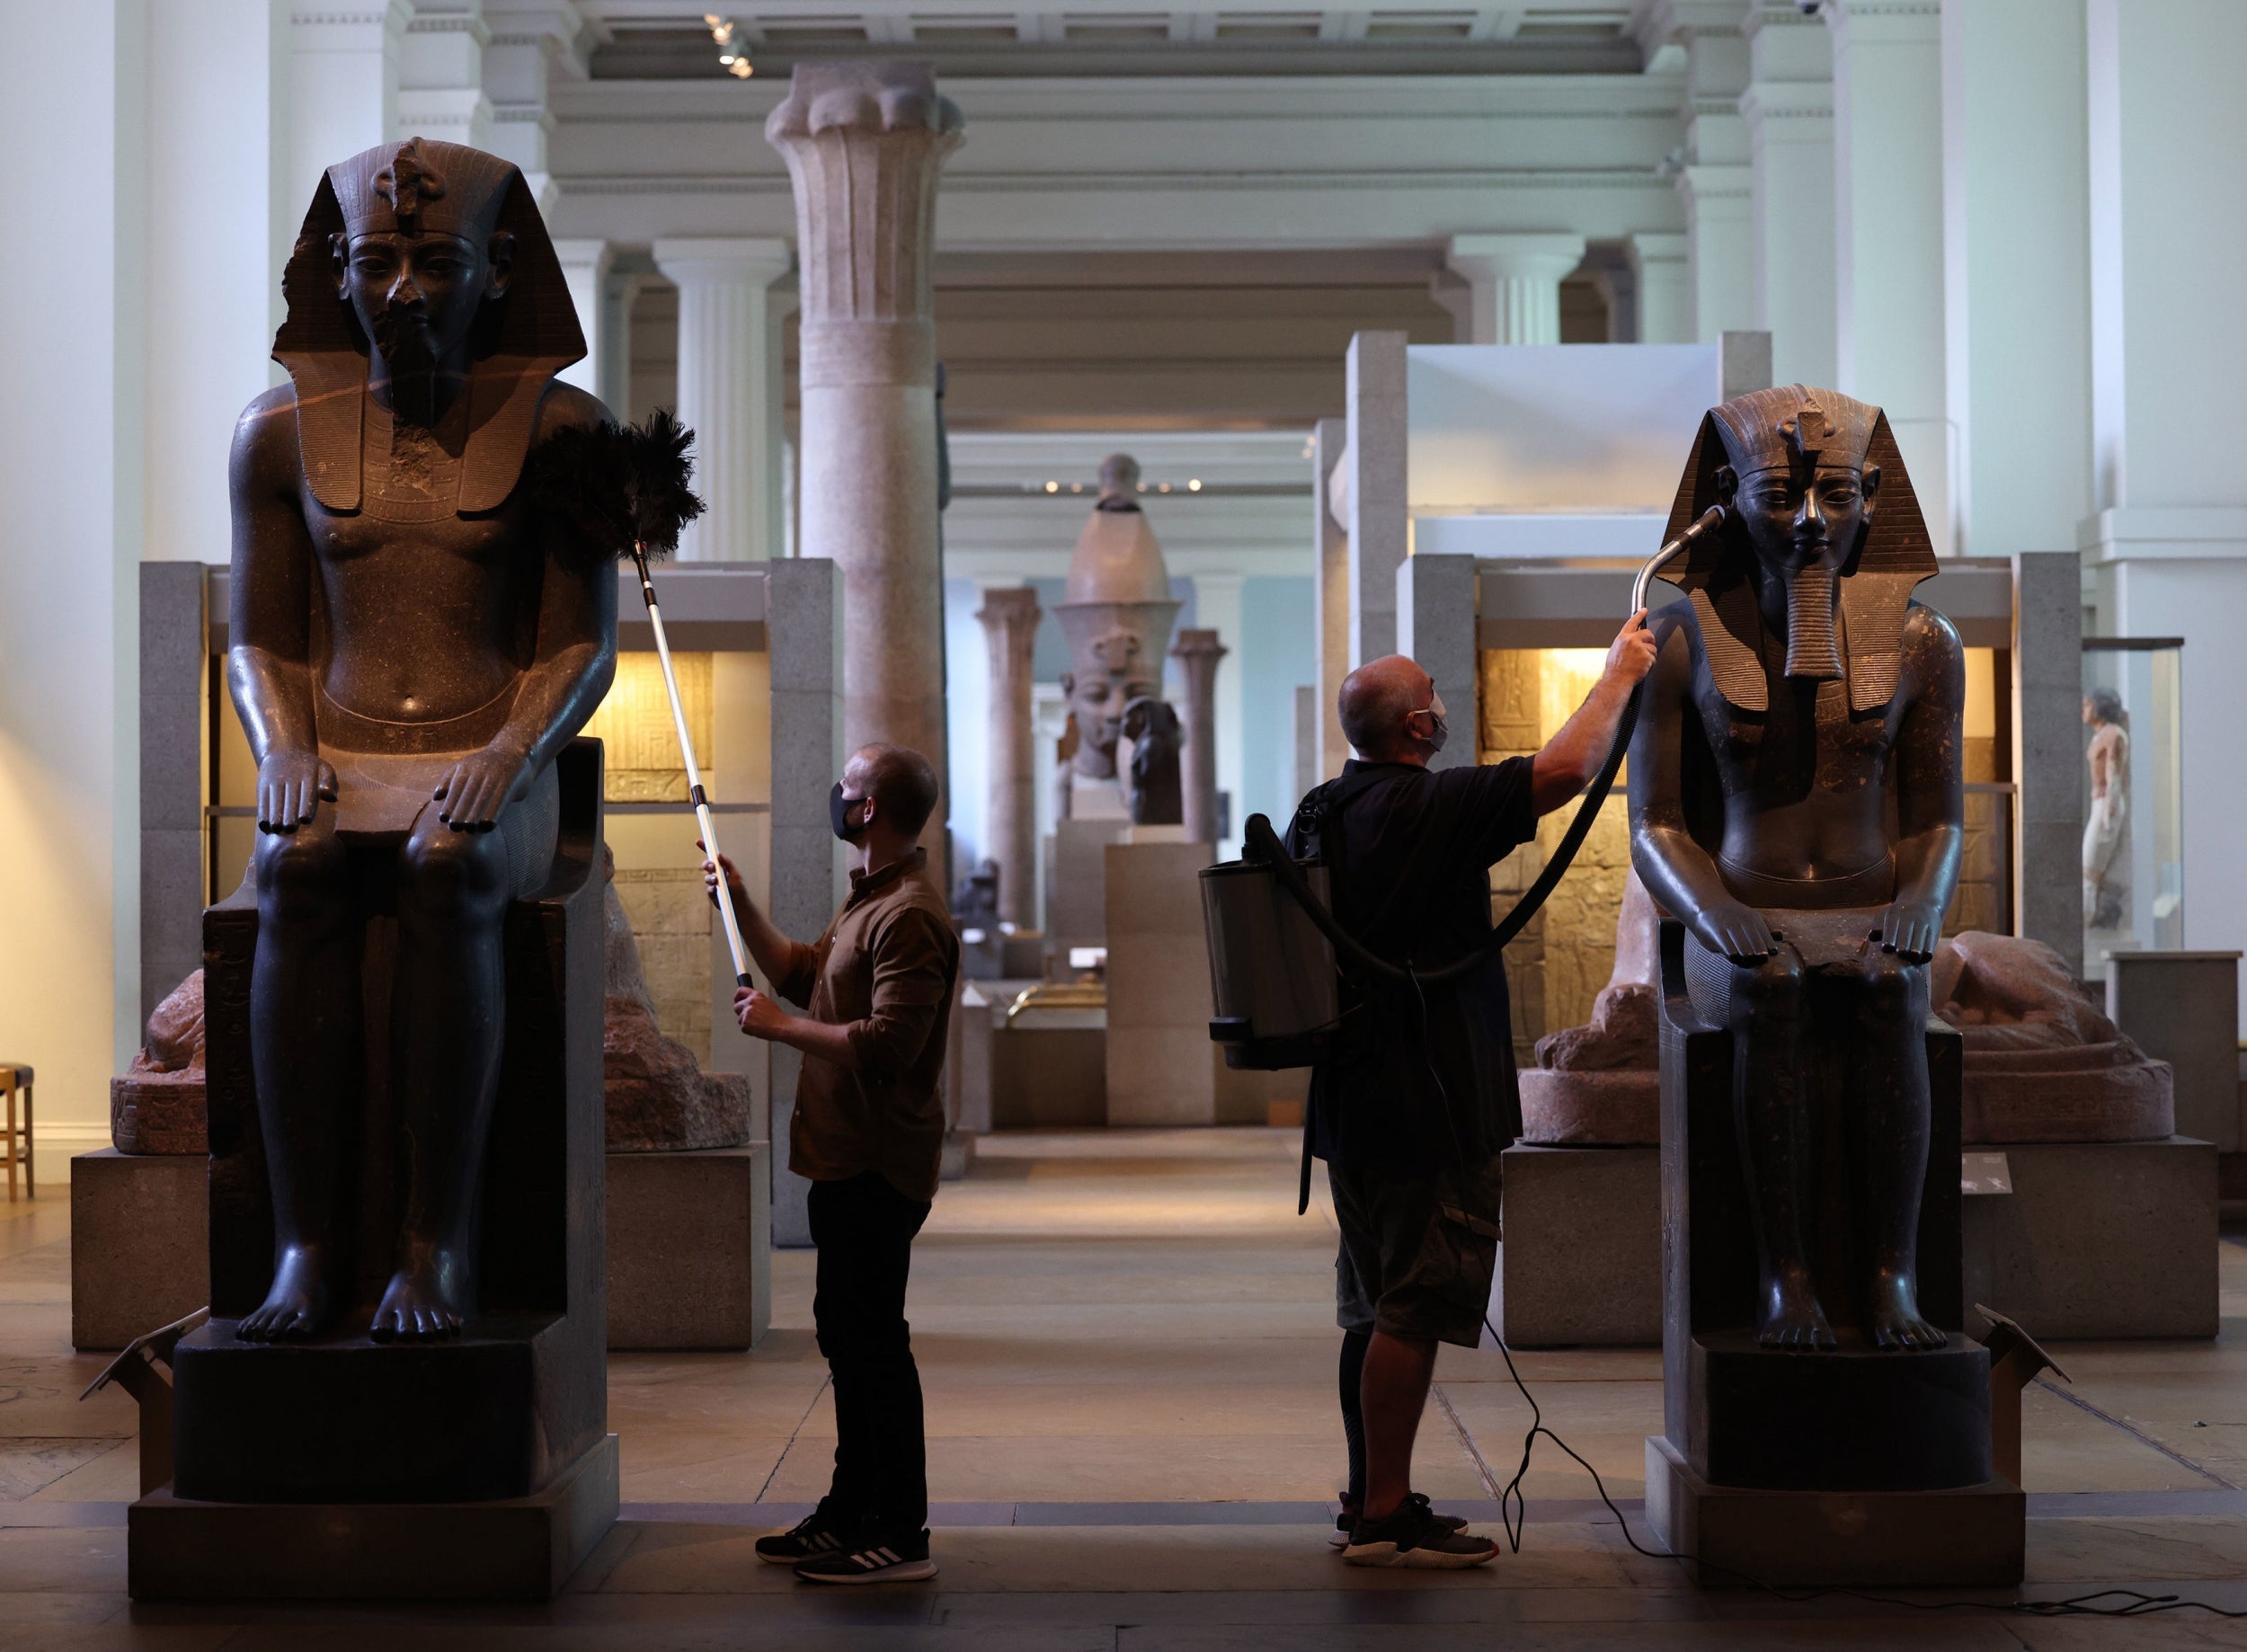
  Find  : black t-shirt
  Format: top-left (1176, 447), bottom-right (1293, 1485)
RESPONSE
top-left (1285, 757), bottom-right (1538, 1174)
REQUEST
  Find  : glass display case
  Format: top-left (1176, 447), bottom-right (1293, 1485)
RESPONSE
top-left (2081, 637), bottom-right (2184, 981)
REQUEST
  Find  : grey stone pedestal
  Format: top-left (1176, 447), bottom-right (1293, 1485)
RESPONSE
top-left (1645, 1436), bottom-right (2025, 1589)
top-left (1497, 1144), bottom-right (1660, 1347)
top-left (70, 1149), bottom-right (206, 1352)
top-left (607, 1146), bottom-right (770, 1349)
top-left (129, 1434), bottom-right (618, 1601)
top-left (1962, 1136), bottom-right (2217, 1338)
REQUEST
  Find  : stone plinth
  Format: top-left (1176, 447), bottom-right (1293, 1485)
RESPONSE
top-left (1106, 838), bottom-right (1232, 1126)
top-left (768, 62), bottom-right (963, 777)
top-left (129, 1435), bottom-right (617, 1602)
top-left (2106, 951), bottom-right (2242, 1151)
top-left (1962, 1137), bottom-right (2218, 1339)
top-left (608, 1146), bottom-right (769, 1350)
top-left (1497, 1144), bottom-right (1659, 1347)
top-left (1646, 1436), bottom-right (2024, 1590)
top-left (70, 1150), bottom-right (208, 1352)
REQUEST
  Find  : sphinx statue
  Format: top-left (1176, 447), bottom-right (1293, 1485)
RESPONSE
top-left (1630, 385), bottom-right (1964, 1354)
top-left (226, 138), bottom-right (617, 1343)
top-left (1053, 455), bottom-right (1181, 821)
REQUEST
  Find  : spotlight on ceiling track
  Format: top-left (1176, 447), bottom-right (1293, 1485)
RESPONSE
top-left (705, 13), bottom-right (753, 76)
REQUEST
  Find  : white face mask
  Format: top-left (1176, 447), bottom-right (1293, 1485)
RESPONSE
top-left (1411, 690), bottom-right (1450, 754)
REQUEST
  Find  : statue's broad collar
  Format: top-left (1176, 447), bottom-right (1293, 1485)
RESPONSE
top-left (1659, 385), bottom-right (1938, 715)
top-left (272, 138), bottom-right (587, 516)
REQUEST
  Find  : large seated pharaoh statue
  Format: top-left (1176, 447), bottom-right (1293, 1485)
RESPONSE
top-left (225, 138), bottom-right (617, 1345)
top-left (1630, 386), bottom-right (1962, 1354)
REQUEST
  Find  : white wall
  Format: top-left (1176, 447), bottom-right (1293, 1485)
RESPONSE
top-left (0, 2), bottom-right (147, 1161)
top-left (146, 1), bottom-right (293, 565)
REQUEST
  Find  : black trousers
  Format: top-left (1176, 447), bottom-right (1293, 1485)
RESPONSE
top-left (807, 1169), bottom-right (932, 1533)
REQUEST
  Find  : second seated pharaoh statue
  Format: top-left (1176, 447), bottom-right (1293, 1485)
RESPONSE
top-left (229, 138), bottom-right (618, 1343)
top-left (1629, 385), bottom-right (1964, 1355)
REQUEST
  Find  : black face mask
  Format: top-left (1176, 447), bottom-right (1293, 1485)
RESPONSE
top-left (830, 782), bottom-right (870, 843)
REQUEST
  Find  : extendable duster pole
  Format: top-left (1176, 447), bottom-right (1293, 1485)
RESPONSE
top-left (628, 543), bottom-right (753, 990)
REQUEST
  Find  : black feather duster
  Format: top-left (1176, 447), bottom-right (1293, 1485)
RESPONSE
top-left (522, 409), bottom-right (706, 571)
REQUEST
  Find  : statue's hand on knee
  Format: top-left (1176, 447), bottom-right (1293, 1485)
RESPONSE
top-left (432, 745), bottom-right (529, 832)
top-left (1691, 899), bottom-right (1776, 966)
top-left (255, 750), bottom-right (338, 834)
top-left (1877, 900), bottom-right (1942, 964)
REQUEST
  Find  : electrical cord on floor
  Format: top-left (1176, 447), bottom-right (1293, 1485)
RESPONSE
top-left (1403, 964), bottom-right (2247, 1621)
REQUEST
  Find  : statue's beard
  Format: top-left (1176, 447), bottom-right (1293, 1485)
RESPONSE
top-left (1783, 564), bottom-right (1843, 681)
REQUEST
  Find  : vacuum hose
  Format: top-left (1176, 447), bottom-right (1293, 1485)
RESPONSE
top-left (1242, 505), bottom-right (1726, 991)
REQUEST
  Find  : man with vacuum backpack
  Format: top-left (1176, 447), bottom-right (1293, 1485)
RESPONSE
top-left (706, 743), bottom-right (958, 1585)
top-left (1289, 616), bottom-right (1656, 1568)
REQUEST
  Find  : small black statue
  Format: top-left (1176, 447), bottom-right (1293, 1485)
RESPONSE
top-left (1122, 696), bottom-right (1184, 826)
top-left (228, 138), bottom-right (618, 1343)
top-left (1629, 386), bottom-right (1964, 1354)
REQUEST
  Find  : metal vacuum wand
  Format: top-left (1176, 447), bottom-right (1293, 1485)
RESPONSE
top-left (629, 545), bottom-right (753, 989)
top-left (1632, 504), bottom-right (1727, 617)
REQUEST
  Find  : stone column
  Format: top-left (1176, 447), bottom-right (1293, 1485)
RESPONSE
top-left (551, 238), bottom-right (612, 401)
top-left (2012, 552), bottom-right (2084, 977)
top-left (1346, 331), bottom-right (1408, 670)
top-left (1940, 0), bottom-right (2092, 564)
top-left (482, 0), bottom-right (595, 201)
top-left (1172, 629), bottom-right (1227, 849)
top-left (1444, 234), bottom-right (1589, 345)
top-left (1194, 573), bottom-right (1246, 856)
top-left (2084, 0), bottom-right (2247, 1033)
top-left (1830, 0), bottom-right (1950, 554)
top-left (768, 62), bottom-right (964, 781)
top-left (1628, 233), bottom-right (1695, 345)
top-left (1664, 3), bottom-right (1756, 343)
top-left (398, 0), bottom-right (492, 152)
top-left (652, 238), bottom-right (794, 564)
top-left (1311, 416), bottom-right (1351, 779)
top-left (1741, 2), bottom-right (1837, 388)
top-left (976, 587), bottom-right (1042, 927)
top-left (289, 0), bottom-right (407, 207)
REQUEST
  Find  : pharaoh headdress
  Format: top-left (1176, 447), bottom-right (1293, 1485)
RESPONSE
top-left (272, 137), bottom-right (586, 514)
top-left (1658, 385), bottom-right (1936, 714)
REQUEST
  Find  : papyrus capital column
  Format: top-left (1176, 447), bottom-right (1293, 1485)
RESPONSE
top-left (768, 62), bottom-right (965, 782)
top-left (1171, 628), bottom-right (1228, 849)
top-left (976, 587), bottom-right (1043, 926)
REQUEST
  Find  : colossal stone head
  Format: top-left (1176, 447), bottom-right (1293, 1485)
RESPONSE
top-left (1054, 455), bottom-right (1179, 778)
top-left (1661, 385), bottom-right (1936, 715)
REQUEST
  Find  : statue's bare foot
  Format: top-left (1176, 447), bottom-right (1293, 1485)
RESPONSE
top-left (370, 1254), bottom-right (471, 1343)
top-left (235, 1245), bottom-right (331, 1342)
top-left (1868, 1271), bottom-right (1946, 1352)
top-left (1754, 1270), bottom-right (1836, 1352)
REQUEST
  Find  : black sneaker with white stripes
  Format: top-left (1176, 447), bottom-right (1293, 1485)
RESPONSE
top-left (794, 1528), bottom-right (937, 1585)
top-left (754, 1504), bottom-right (855, 1567)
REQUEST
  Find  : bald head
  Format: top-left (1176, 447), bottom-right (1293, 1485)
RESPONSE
top-left (1339, 654), bottom-right (1436, 761)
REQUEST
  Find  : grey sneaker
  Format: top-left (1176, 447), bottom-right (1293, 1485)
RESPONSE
top-left (1343, 1498), bottom-right (1499, 1569)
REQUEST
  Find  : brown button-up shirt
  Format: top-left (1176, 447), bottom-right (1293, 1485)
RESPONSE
top-left (774, 848), bottom-right (960, 1203)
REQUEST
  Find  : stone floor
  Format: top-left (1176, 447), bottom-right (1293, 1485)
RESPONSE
top-left (6, 1127), bottom-right (2247, 1646)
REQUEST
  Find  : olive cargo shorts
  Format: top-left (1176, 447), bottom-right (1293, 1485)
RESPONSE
top-left (1328, 1153), bottom-right (1505, 1350)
